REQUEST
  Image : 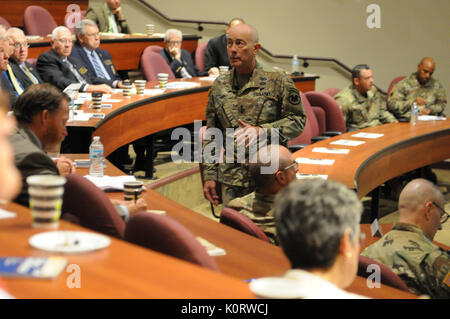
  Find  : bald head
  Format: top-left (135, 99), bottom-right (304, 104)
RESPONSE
top-left (226, 18), bottom-right (245, 33)
top-left (417, 57), bottom-right (435, 84)
top-left (6, 28), bottom-right (27, 63)
top-left (228, 23), bottom-right (259, 42)
top-left (227, 23), bottom-right (260, 74)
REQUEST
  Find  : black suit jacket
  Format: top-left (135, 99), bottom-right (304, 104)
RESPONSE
top-left (204, 34), bottom-right (230, 71)
top-left (70, 43), bottom-right (121, 82)
top-left (36, 49), bottom-right (114, 90)
top-left (8, 59), bottom-right (42, 90)
top-left (159, 48), bottom-right (205, 78)
top-left (0, 71), bottom-right (17, 109)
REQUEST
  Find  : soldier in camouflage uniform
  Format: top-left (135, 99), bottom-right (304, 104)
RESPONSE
top-left (361, 179), bottom-right (450, 298)
top-left (335, 64), bottom-right (397, 130)
top-left (388, 57), bottom-right (447, 120)
top-left (227, 145), bottom-right (297, 244)
top-left (202, 24), bottom-right (306, 206)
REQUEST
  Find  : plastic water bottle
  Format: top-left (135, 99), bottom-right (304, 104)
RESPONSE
top-left (291, 55), bottom-right (300, 74)
top-left (410, 102), bottom-right (419, 126)
top-left (89, 136), bottom-right (104, 177)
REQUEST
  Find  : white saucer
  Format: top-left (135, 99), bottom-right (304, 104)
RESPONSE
top-left (29, 231), bottom-right (111, 253)
top-left (249, 277), bottom-right (304, 299)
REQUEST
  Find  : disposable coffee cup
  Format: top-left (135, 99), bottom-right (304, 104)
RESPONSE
top-left (134, 80), bottom-right (146, 95)
top-left (122, 80), bottom-right (132, 97)
top-left (157, 73), bottom-right (169, 88)
top-left (145, 24), bottom-right (155, 37)
top-left (91, 92), bottom-right (103, 111)
top-left (123, 181), bottom-right (144, 202)
top-left (219, 66), bottom-right (229, 75)
top-left (27, 175), bottom-right (67, 229)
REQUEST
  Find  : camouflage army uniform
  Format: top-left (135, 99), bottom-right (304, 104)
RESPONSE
top-left (202, 62), bottom-right (306, 204)
top-left (334, 85), bottom-right (397, 130)
top-left (388, 72), bottom-right (447, 120)
top-left (361, 222), bottom-right (450, 298)
top-left (227, 191), bottom-right (278, 245)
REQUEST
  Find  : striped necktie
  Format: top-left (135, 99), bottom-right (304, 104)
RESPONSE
top-left (22, 64), bottom-right (39, 85)
top-left (6, 64), bottom-right (24, 95)
top-left (64, 59), bottom-right (86, 84)
top-left (90, 51), bottom-right (107, 79)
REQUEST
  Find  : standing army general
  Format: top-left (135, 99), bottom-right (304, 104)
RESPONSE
top-left (388, 57), bottom-right (447, 120)
top-left (202, 23), bottom-right (306, 206)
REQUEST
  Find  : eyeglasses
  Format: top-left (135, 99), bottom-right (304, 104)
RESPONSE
top-left (85, 32), bottom-right (99, 38)
top-left (55, 39), bottom-right (73, 44)
top-left (432, 201), bottom-right (449, 225)
top-left (167, 41), bottom-right (181, 45)
top-left (282, 161), bottom-right (298, 172)
top-left (13, 42), bottom-right (29, 49)
top-left (227, 39), bottom-right (247, 49)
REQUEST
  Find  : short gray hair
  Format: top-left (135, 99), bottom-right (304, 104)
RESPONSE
top-left (51, 26), bottom-right (71, 40)
top-left (5, 27), bottom-right (25, 38)
top-left (75, 19), bottom-right (98, 37)
top-left (274, 179), bottom-right (362, 270)
top-left (164, 29), bottom-right (182, 42)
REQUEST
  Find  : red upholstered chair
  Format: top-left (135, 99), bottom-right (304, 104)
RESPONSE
top-left (146, 45), bottom-right (164, 53)
top-left (23, 6), bottom-right (57, 36)
top-left (140, 47), bottom-right (175, 81)
top-left (195, 41), bottom-right (208, 73)
top-left (220, 207), bottom-right (270, 243)
top-left (124, 212), bottom-right (220, 271)
top-left (305, 91), bottom-right (346, 134)
top-left (387, 76), bottom-right (406, 98)
top-left (64, 10), bottom-right (86, 34)
top-left (358, 255), bottom-right (410, 292)
top-left (0, 16), bottom-right (11, 29)
top-left (61, 174), bottom-right (126, 239)
top-left (322, 87), bottom-right (341, 97)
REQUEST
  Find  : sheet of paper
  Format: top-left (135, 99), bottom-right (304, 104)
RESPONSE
top-left (73, 112), bottom-right (92, 121)
top-left (164, 82), bottom-right (200, 89)
top-left (418, 115), bottom-right (447, 121)
top-left (296, 173), bottom-right (328, 180)
top-left (312, 147), bottom-right (350, 154)
top-left (198, 76), bottom-right (217, 81)
top-left (296, 158), bottom-right (335, 165)
top-left (83, 175), bottom-right (137, 191)
top-left (352, 132), bottom-right (384, 139)
top-left (330, 139), bottom-right (366, 146)
top-left (0, 208), bottom-right (16, 220)
top-left (196, 237), bottom-right (226, 256)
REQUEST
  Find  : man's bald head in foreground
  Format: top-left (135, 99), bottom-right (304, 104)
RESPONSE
top-left (417, 57), bottom-right (435, 85)
top-left (398, 178), bottom-right (446, 240)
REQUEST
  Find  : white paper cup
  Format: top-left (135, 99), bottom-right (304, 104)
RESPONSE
top-left (134, 80), bottom-right (146, 95)
top-left (27, 175), bottom-right (66, 229)
top-left (91, 92), bottom-right (103, 110)
top-left (123, 181), bottom-right (144, 202)
top-left (157, 73), bottom-right (169, 88)
top-left (145, 24), bottom-right (155, 37)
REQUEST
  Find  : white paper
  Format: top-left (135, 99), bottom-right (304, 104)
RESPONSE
top-left (296, 173), bottom-right (328, 180)
top-left (312, 147), bottom-right (350, 154)
top-left (164, 82), bottom-right (200, 89)
top-left (196, 237), bottom-right (226, 256)
top-left (73, 112), bottom-right (92, 121)
top-left (198, 76), bottom-right (217, 81)
top-left (0, 208), bottom-right (16, 219)
top-left (351, 132), bottom-right (384, 139)
top-left (330, 139), bottom-right (366, 146)
top-left (83, 175), bottom-right (137, 191)
top-left (296, 158), bottom-right (335, 165)
top-left (418, 115), bottom-right (447, 121)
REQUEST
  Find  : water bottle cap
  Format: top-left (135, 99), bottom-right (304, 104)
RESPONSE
top-left (93, 136), bottom-right (100, 141)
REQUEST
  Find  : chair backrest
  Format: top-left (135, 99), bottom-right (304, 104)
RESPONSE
top-left (61, 174), bottom-right (126, 238)
top-left (0, 16), bottom-right (11, 29)
top-left (124, 212), bottom-right (220, 271)
top-left (311, 106), bottom-right (326, 135)
top-left (358, 255), bottom-right (410, 292)
top-left (64, 10), bottom-right (86, 34)
top-left (305, 91), bottom-right (346, 133)
top-left (387, 76), bottom-right (406, 98)
top-left (146, 45), bottom-right (164, 53)
top-left (220, 207), bottom-right (270, 243)
top-left (322, 87), bottom-right (341, 97)
top-left (23, 6), bottom-right (57, 36)
top-left (288, 92), bottom-right (319, 145)
top-left (195, 41), bottom-right (208, 72)
top-left (140, 47), bottom-right (175, 81)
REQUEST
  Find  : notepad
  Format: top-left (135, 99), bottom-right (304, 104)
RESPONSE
top-left (196, 237), bottom-right (226, 256)
top-left (0, 257), bottom-right (67, 279)
top-left (352, 132), bottom-right (384, 139)
top-left (312, 147), bottom-right (350, 154)
top-left (164, 82), bottom-right (200, 89)
top-left (296, 158), bottom-right (335, 165)
top-left (84, 175), bottom-right (137, 191)
top-left (418, 115), bottom-right (447, 121)
top-left (296, 173), bottom-right (328, 180)
top-left (330, 139), bottom-right (366, 146)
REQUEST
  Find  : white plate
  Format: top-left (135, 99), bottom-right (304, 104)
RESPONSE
top-left (29, 231), bottom-right (111, 253)
top-left (249, 277), bottom-right (304, 299)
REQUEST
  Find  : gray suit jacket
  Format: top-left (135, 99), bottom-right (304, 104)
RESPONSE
top-left (9, 124), bottom-right (58, 206)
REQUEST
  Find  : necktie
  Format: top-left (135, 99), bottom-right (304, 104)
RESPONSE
top-left (22, 64), bottom-right (39, 85)
top-left (6, 64), bottom-right (24, 95)
top-left (91, 52), bottom-right (107, 79)
top-left (64, 60), bottom-right (86, 84)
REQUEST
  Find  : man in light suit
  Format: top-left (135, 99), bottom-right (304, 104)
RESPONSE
top-left (85, 0), bottom-right (130, 34)
top-left (36, 26), bottom-right (114, 93)
top-left (70, 19), bottom-right (123, 88)
top-left (5, 28), bottom-right (42, 93)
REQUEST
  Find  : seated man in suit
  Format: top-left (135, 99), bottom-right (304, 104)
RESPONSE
top-left (71, 19), bottom-right (123, 88)
top-left (86, 0), bottom-right (130, 34)
top-left (10, 84), bottom-right (146, 217)
top-left (36, 26), bottom-right (114, 93)
top-left (227, 145), bottom-right (297, 245)
top-left (388, 57), bottom-right (447, 120)
top-left (159, 29), bottom-right (203, 78)
top-left (204, 18), bottom-right (245, 77)
top-left (334, 64), bottom-right (398, 131)
top-left (0, 35), bottom-right (18, 108)
top-left (361, 179), bottom-right (449, 298)
top-left (5, 28), bottom-right (42, 96)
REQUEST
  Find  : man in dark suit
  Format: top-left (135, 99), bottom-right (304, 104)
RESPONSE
top-left (0, 35), bottom-right (18, 108)
top-left (204, 18), bottom-right (245, 76)
top-left (70, 19), bottom-right (123, 88)
top-left (159, 29), bottom-right (204, 78)
top-left (36, 26), bottom-right (114, 93)
top-left (6, 28), bottom-right (42, 93)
